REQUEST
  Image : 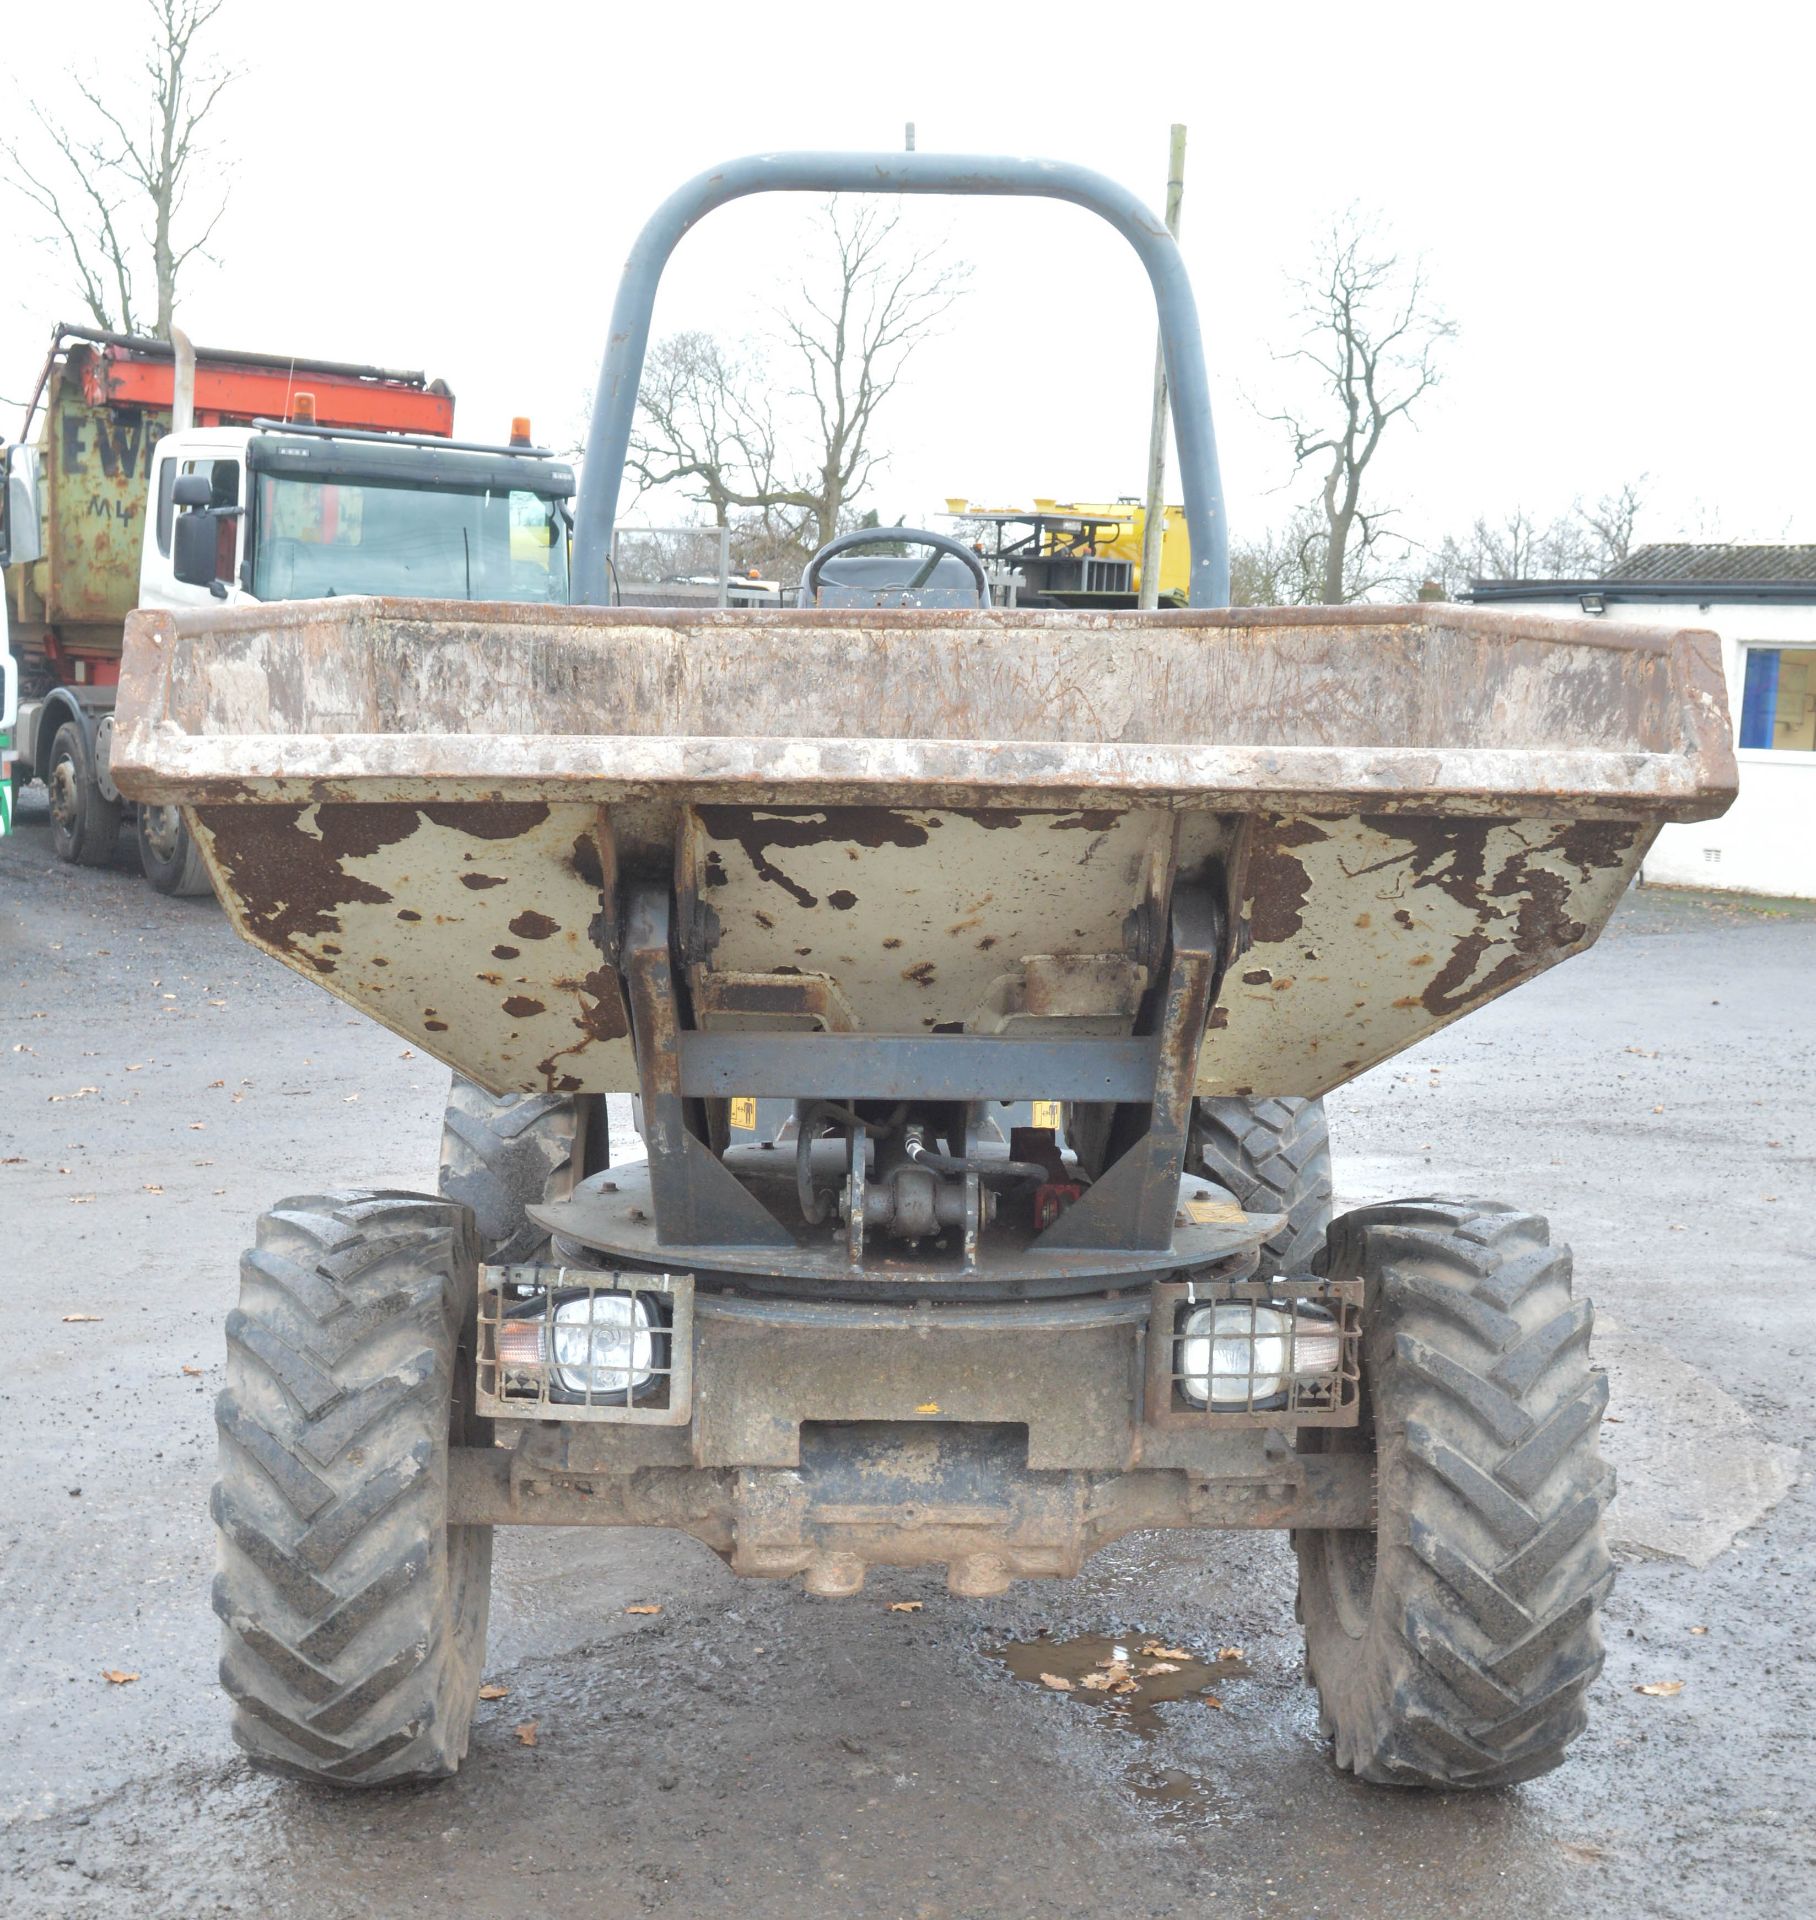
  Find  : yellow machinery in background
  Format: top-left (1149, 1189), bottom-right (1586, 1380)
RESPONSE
top-left (943, 496), bottom-right (1191, 606)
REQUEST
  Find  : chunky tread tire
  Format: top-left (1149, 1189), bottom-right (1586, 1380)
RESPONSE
top-left (47, 722), bottom-right (121, 868)
top-left (213, 1190), bottom-right (492, 1785)
top-left (1296, 1198), bottom-right (1612, 1789)
top-left (1189, 1096), bottom-right (1332, 1271)
top-left (438, 1077), bottom-right (582, 1263)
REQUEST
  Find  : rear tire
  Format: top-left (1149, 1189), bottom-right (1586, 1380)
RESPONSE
top-left (137, 802), bottom-right (213, 896)
top-left (438, 1076), bottom-right (583, 1262)
top-left (212, 1191), bottom-right (492, 1785)
top-left (1296, 1199), bottom-right (1612, 1788)
top-left (1189, 1096), bottom-right (1332, 1271)
top-left (46, 721), bottom-right (120, 867)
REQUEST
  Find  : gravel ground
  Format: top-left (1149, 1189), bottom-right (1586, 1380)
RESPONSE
top-left (2, 793), bottom-right (1810, 1920)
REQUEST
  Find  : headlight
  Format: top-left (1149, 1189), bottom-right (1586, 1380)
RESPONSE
top-left (498, 1290), bottom-right (662, 1401)
top-left (1177, 1302), bottom-right (1341, 1409)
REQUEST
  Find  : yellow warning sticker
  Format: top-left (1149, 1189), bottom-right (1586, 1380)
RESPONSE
top-left (1031, 1100), bottom-right (1062, 1130)
top-left (729, 1096), bottom-right (757, 1131)
top-left (1185, 1198), bottom-right (1245, 1225)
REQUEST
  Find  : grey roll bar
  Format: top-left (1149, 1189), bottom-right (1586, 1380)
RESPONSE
top-left (572, 152), bottom-right (1228, 609)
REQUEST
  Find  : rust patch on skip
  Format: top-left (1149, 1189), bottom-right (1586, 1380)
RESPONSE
top-left (902, 961), bottom-right (937, 988)
top-left (194, 803), bottom-right (414, 963)
top-left (1354, 815), bottom-right (1641, 1018)
top-left (418, 801), bottom-right (551, 840)
top-left (1208, 1006), bottom-right (1230, 1029)
top-left (1244, 817), bottom-right (1328, 946)
top-left (459, 873), bottom-right (506, 890)
top-left (509, 910), bottom-right (560, 940)
top-left (882, 936), bottom-right (902, 950)
top-left (569, 833), bottom-right (606, 888)
top-left (828, 889), bottom-right (858, 911)
top-left (492, 944), bottom-right (520, 960)
top-left (1241, 969), bottom-right (1272, 986)
top-left (696, 806), bottom-right (932, 911)
top-left (502, 996), bottom-right (546, 1018)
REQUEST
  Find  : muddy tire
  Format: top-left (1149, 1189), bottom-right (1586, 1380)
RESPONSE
top-left (1296, 1199), bottom-right (1612, 1789)
top-left (438, 1077), bottom-right (583, 1263)
top-left (1189, 1096), bottom-right (1332, 1271)
top-left (46, 721), bottom-right (120, 867)
top-left (212, 1191), bottom-right (492, 1785)
top-left (136, 802), bottom-right (213, 896)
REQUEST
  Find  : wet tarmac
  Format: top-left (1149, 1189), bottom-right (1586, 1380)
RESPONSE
top-left (2, 796), bottom-right (1812, 1919)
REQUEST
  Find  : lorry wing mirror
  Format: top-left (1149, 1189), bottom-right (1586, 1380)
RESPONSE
top-left (172, 472), bottom-right (212, 509)
top-left (172, 508), bottom-right (219, 588)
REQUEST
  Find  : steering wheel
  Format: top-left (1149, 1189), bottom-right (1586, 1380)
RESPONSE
top-left (800, 526), bottom-right (989, 605)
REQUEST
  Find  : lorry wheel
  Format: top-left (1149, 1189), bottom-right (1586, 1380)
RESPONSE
top-left (1296, 1200), bottom-right (1612, 1789)
top-left (438, 1076), bottom-right (583, 1262)
top-left (136, 802), bottom-right (213, 896)
top-left (212, 1191), bottom-right (492, 1785)
top-left (46, 721), bottom-right (121, 867)
top-left (1189, 1097), bottom-right (1331, 1271)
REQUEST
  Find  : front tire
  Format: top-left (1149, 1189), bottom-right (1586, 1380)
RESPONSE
top-left (46, 721), bottom-right (120, 867)
top-left (212, 1191), bottom-right (492, 1785)
top-left (137, 802), bottom-right (213, 896)
top-left (1296, 1200), bottom-right (1613, 1788)
top-left (438, 1077), bottom-right (584, 1262)
top-left (1189, 1096), bottom-right (1332, 1271)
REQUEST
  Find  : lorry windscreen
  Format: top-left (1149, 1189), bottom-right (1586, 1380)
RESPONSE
top-left (250, 473), bottom-right (569, 604)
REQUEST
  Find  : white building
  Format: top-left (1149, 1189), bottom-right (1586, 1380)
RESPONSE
top-left (1465, 546), bottom-right (1816, 900)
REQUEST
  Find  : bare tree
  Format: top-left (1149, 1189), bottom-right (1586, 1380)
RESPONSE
top-left (1420, 478), bottom-right (1649, 595)
top-left (2, 0), bottom-right (236, 337)
top-left (620, 199), bottom-right (967, 551)
top-left (1265, 211), bottom-right (1455, 603)
top-left (779, 201), bottom-right (967, 547)
top-left (1229, 504), bottom-right (1327, 607)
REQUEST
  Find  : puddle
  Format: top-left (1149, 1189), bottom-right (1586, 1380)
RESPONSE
top-left (989, 1632), bottom-right (1250, 1733)
top-left (1127, 1763), bottom-right (1223, 1830)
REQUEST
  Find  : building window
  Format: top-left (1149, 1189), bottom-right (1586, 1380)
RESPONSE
top-left (1739, 646), bottom-right (1816, 752)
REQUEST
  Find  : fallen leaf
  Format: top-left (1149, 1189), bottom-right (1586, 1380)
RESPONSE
top-left (1038, 1672), bottom-right (1075, 1692)
top-left (181, 1365), bottom-right (203, 1377)
top-left (63, 1312), bottom-right (102, 1323)
top-left (344, 1094), bottom-right (360, 1104)
top-left (102, 1669), bottom-right (139, 1685)
top-left (189, 1122), bottom-right (206, 1131)
top-left (1690, 1625), bottom-right (1709, 1636)
top-left (478, 1683), bottom-right (510, 1700)
top-left (1079, 1672), bottom-right (1115, 1691)
top-left (207, 1080), bottom-right (223, 1088)
top-left (1147, 1645), bottom-right (1191, 1660)
top-left (0, 1156), bottom-right (22, 1165)
top-left (1652, 1104), bottom-right (1665, 1115)
top-left (70, 1195), bottom-right (96, 1205)
top-left (914, 1401), bottom-right (941, 1415)
top-left (513, 1720), bottom-right (538, 1746)
top-left (400, 1048), bottom-right (415, 1058)
top-left (143, 1183), bottom-right (164, 1195)
top-left (886, 1601), bottom-right (922, 1614)
top-left (1634, 1680), bottom-right (1684, 1697)
top-left (1216, 1645), bottom-right (1244, 1662)
top-left (1141, 1661), bottom-right (1181, 1675)
top-left (1110, 1678), bottom-right (1139, 1695)
top-left (126, 1063), bottom-right (144, 1072)
top-left (623, 1604), bottom-right (661, 1616)
top-left (1202, 1693), bottom-right (1224, 1709)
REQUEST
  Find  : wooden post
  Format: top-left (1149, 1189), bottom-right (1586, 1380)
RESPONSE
top-left (1138, 125), bottom-right (1187, 610)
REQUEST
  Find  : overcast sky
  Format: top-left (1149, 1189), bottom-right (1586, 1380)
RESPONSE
top-left (2, 0), bottom-right (1806, 566)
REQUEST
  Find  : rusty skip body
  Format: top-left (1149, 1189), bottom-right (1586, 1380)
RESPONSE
top-left (112, 597), bottom-right (1734, 1112)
